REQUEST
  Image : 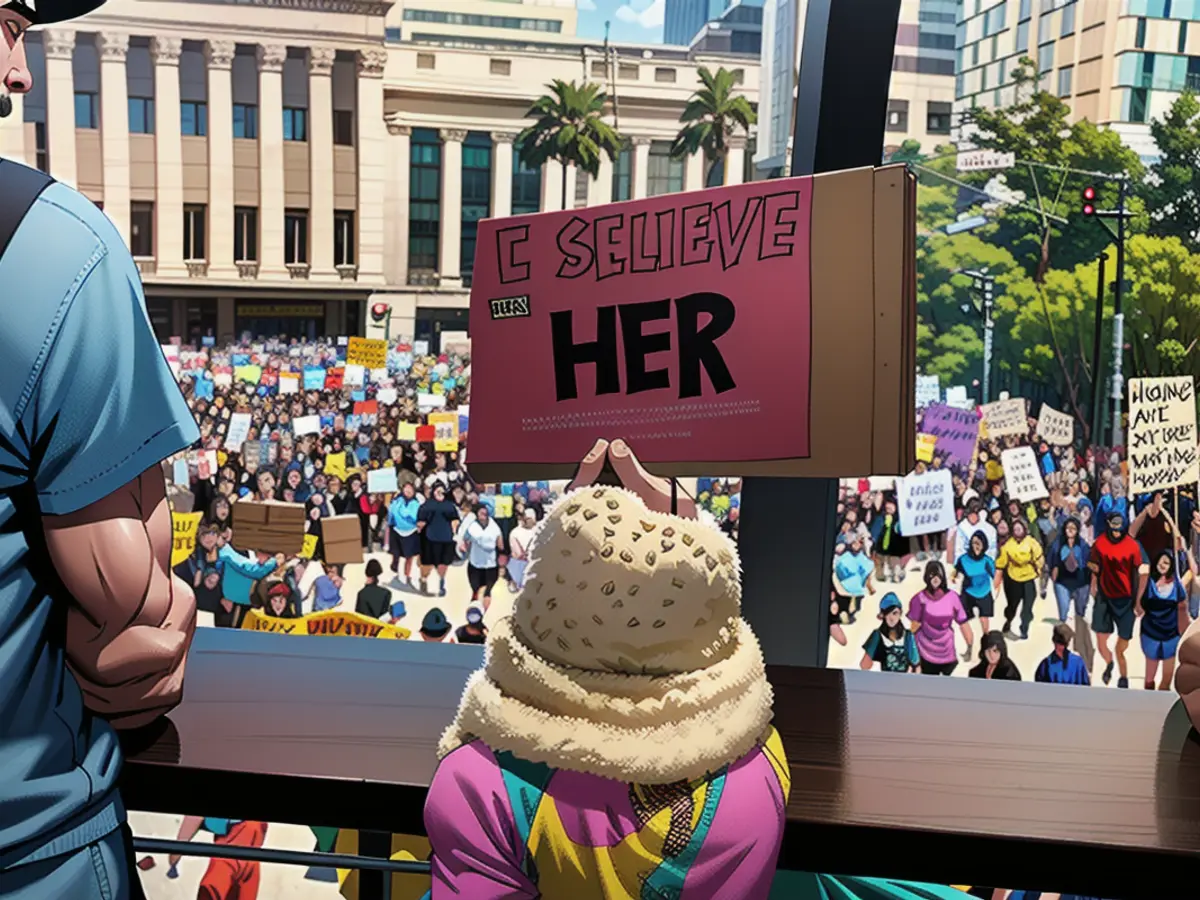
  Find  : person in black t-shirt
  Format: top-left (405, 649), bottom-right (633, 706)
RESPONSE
top-left (455, 607), bottom-right (488, 645)
top-left (355, 558), bottom-right (392, 620)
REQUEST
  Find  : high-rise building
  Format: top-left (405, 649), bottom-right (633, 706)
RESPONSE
top-left (954, 0), bottom-right (1186, 163)
top-left (689, 1), bottom-right (765, 55)
top-left (752, 0), bottom-right (955, 177)
top-left (385, 0), bottom-right (580, 48)
top-left (664, 0), bottom-right (730, 46)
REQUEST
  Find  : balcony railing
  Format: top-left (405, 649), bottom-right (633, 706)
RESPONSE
top-left (119, 627), bottom-right (1200, 900)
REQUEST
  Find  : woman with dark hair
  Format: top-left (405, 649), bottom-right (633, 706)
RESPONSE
top-left (461, 503), bottom-right (503, 611)
top-left (417, 482), bottom-right (460, 598)
top-left (1049, 517), bottom-right (1090, 625)
top-left (994, 517), bottom-right (1044, 641)
top-left (304, 494), bottom-right (326, 563)
top-left (908, 560), bottom-right (972, 676)
top-left (860, 593), bottom-right (919, 673)
top-left (954, 531), bottom-right (996, 660)
top-left (968, 631), bottom-right (1022, 680)
top-left (1139, 548), bottom-right (1190, 691)
top-left (207, 495), bottom-right (233, 536)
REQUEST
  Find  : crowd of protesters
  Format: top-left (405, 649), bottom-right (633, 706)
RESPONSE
top-left (835, 402), bottom-right (1197, 692)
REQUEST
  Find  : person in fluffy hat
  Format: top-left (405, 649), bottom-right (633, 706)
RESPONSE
top-left (423, 438), bottom-right (977, 900)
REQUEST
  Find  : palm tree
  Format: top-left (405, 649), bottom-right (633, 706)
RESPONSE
top-left (516, 80), bottom-right (624, 211)
top-left (670, 66), bottom-right (757, 187)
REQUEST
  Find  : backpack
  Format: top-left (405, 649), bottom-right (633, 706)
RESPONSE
top-left (0, 160), bottom-right (54, 262)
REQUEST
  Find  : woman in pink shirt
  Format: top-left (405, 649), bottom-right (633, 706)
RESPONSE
top-left (909, 560), bottom-right (973, 676)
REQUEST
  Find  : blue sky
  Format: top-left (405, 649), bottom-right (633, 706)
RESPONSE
top-left (575, 0), bottom-right (666, 45)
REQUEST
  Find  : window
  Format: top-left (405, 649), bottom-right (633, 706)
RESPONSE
top-left (334, 210), bottom-right (356, 266)
top-left (283, 107), bottom-right (307, 142)
top-left (927, 101), bottom-right (952, 134)
top-left (982, 1), bottom-right (1006, 36)
top-left (646, 141), bottom-right (684, 197)
top-left (511, 151), bottom-right (541, 216)
top-left (618, 63), bottom-right (638, 80)
top-left (1019, 0), bottom-right (1031, 18)
top-left (489, 59), bottom-right (511, 76)
top-left (886, 99), bottom-right (909, 132)
top-left (575, 167), bottom-right (589, 208)
top-left (233, 104), bottom-right (258, 139)
top-left (334, 109), bottom-right (354, 146)
top-left (409, 128), bottom-right (441, 271)
top-left (417, 52), bottom-right (435, 69)
top-left (1058, 65), bottom-right (1073, 97)
top-left (402, 8), bottom-right (563, 32)
top-left (74, 92), bottom-right (98, 129)
top-left (34, 121), bottom-right (47, 173)
top-left (234, 207), bottom-right (258, 261)
top-left (285, 209), bottom-right (309, 265)
top-left (1136, 17), bottom-right (1147, 49)
top-left (1142, 51), bottom-right (1156, 88)
top-left (1060, 1), bottom-right (1075, 36)
top-left (971, 42), bottom-right (979, 66)
top-left (129, 97), bottom-right (155, 135)
top-left (184, 204), bottom-right (207, 260)
top-left (591, 60), bottom-right (606, 78)
top-left (1181, 21), bottom-right (1189, 54)
top-left (612, 142), bottom-right (632, 202)
top-left (1038, 43), bottom-right (1054, 73)
top-left (1016, 20), bottom-right (1029, 51)
top-left (181, 101), bottom-right (207, 137)
top-left (1130, 87), bottom-right (1149, 123)
top-left (461, 132), bottom-right (491, 282)
top-left (130, 202), bottom-right (154, 257)
top-left (654, 67), bottom-right (677, 83)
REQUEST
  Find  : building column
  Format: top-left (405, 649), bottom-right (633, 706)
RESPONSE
top-left (592, 154), bottom-right (614, 206)
top-left (356, 48), bottom-right (388, 285)
top-left (384, 122), bottom-right (410, 286)
top-left (631, 136), bottom-right (651, 200)
top-left (563, 164), bottom-right (578, 209)
top-left (206, 41), bottom-right (236, 278)
top-left (43, 29), bottom-right (77, 188)
top-left (490, 131), bottom-right (514, 218)
top-left (540, 162), bottom-right (563, 212)
top-left (725, 134), bottom-right (747, 186)
top-left (97, 32), bottom-right (131, 245)
top-left (152, 37), bottom-right (185, 275)
top-left (684, 150), bottom-right (706, 192)
top-left (438, 127), bottom-right (465, 289)
top-left (309, 47), bottom-right (336, 278)
top-left (257, 44), bottom-right (287, 277)
top-left (0, 84), bottom-right (27, 163)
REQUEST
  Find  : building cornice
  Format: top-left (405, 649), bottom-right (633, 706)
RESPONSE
top-left (193, 0), bottom-right (390, 16)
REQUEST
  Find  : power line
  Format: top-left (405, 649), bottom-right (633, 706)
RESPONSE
top-left (909, 162), bottom-right (1070, 225)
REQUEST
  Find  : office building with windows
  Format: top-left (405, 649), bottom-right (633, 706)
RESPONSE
top-left (0, 0), bottom-right (758, 349)
top-left (689, 1), bottom-right (765, 56)
top-left (953, 0), bottom-right (1196, 162)
top-left (664, 0), bottom-right (731, 46)
top-left (752, 0), bottom-right (954, 176)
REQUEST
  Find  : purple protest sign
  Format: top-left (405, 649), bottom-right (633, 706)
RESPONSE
top-left (920, 403), bottom-right (980, 469)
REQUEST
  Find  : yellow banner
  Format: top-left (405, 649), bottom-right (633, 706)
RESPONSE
top-left (324, 452), bottom-right (347, 480)
top-left (241, 608), bottom-right (412, 640)
top-left (235, 364), bottom-right (263, 385)
top-left (916, 432), bottom-right (937, 463)
top-left (171, 512), bottom-right (203, 567)
top-left (429, 411), bottom-right (459, 453)
top-left (346, 337), bottom-right (388, 370)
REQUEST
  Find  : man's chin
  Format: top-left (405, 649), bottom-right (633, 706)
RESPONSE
top-left (0, 94), bottom-right (12, 119)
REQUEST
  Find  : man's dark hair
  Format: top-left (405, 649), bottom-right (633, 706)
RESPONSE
top-left (1052, 623), bottom-right (1073, 647)
top-left (365, 558), bottom-right (383, 579)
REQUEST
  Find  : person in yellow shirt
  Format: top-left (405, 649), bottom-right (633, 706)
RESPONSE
top-left (993, 518), bottom-right (1044, 641)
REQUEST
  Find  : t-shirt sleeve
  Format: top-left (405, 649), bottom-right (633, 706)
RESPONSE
top-left (862, 631), bottom-right (881, 659)
top-left (27, 236), bottom-right (198, 515)
top-left (907, 594), bottom-right (923, 623)
top-left (425, 742), bottom-right (537, 899)
top-left (951, 592), bottom-right (969, 624)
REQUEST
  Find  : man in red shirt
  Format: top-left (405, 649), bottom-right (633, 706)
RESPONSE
top-left (1088, 512), bottom-right (1147, 689)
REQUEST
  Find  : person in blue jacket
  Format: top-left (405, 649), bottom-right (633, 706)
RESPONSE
top-left (1048, 517), bottom-right (1090, 624)
top-left (388, 481), bottom-right (423, 586)
top-left (217, 543), bottom-right (281, 628)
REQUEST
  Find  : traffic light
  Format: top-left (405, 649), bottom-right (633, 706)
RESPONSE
top-left (370, 302), bottom-right (390, 324)
top-left (1082, 185), bottom-right (1097, 216)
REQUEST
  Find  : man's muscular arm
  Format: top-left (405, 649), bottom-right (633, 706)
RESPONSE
top-left (42, 464), bottom-right (197, 730)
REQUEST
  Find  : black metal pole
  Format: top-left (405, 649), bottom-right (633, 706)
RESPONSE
top-left (1111, 178), bottom-right (1127, 447)
top-left (1091, 252), bottom-right (1106, 451)
top-left (737, 0), bottom-right (902, 667)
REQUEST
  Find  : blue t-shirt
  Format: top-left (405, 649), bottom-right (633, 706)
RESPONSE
top-left (1049, 538), bottom-right (1090, 591)
top-left (388, 495), bottom-right (422, 535)
top-left (0, 178), bottom-right (198, 865)
top-left (954, 553), bottom-right (996, 599)
top-left (833, 551), bottom-right (872, 596)
top-left (1141, 578), bottom-right (1186, 642)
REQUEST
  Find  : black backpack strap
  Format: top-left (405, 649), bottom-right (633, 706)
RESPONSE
top-left (0, 160), bottom-right (55, 262)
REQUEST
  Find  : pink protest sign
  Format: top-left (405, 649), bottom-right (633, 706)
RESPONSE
top-left (467, 178), bottom-right (814, 480)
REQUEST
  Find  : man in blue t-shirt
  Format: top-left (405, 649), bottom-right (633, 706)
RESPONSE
top-left (1034, 624), bottom-right (1091, 686)
top-left (1, 5), bottom-right (200, 894)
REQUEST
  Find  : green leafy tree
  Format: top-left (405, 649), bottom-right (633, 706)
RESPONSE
top-left (670, 66), bottom-right (756, 185)
top-left (914, 143), bottom-right (965, 235)
top-left (1121, 234), bottom-right (1200, 379)
top-left (517, 80), bottom-right (623, 210)
top-left (962, 57), bottom-right (1144, 280)
top-left (1146, 92), bottom-right (1200, 251)
top-left (888, 139), bottom-right (923, 164)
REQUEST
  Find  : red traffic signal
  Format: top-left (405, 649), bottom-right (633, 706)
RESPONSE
top-left (1082, 185), bottom-right (1096, 216)
top-left (370, 302), bottom-right (389, 323)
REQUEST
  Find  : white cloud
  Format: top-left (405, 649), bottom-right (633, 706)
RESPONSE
top-left (615, 0), bottom-right (664, 28)
top-left (576, 0), bottom-right (597, 9)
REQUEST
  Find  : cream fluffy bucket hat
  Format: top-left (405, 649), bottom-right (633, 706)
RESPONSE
top-left (438, 483), bottom-right (774, 784)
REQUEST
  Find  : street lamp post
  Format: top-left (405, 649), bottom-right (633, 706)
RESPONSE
top-left (961, 267), bottom-right (996, 404)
